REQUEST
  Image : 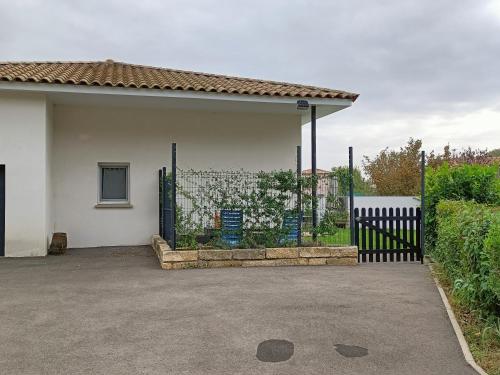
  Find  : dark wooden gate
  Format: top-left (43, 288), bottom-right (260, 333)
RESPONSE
top-left (354, 207), bottom-right (422, 263)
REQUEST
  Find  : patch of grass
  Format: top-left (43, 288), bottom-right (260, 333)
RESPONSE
top-left (303, 228), bottom-right (351, 246)
top-left (305, 228), bottom-right (418, 247)
top-left (432, 263), bottom-right (500, 375)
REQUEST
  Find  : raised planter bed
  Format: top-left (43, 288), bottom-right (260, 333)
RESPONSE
top-left (152, 235), bottom-right (358, 270)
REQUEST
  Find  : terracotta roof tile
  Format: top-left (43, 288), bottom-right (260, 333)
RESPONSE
top-left (0, 60), bottom-right (359, 101)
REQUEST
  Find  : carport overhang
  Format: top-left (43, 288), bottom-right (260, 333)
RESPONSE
top-left (0, 81), bottom-right (354, 124)
top-left (0, 81), bottom-right (355, 246)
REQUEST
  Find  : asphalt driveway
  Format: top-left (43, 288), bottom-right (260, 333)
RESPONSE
top-left (0, 246), bottom-right (476, 375)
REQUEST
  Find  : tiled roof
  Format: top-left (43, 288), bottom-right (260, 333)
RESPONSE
top-left (0, 60), bottom-right (358, 101)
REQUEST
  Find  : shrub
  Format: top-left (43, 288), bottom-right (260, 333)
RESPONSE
top-left (484, 213), bottom-right (500, 305)
top-left (425, 163), bottom-right (500, 251)
top-left (434, 200), bottom-right (499, 318)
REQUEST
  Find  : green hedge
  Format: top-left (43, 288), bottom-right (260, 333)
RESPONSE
top-left (434, 200), bottom-right (499, 318)
top-left (425, 163), bottom-right (500, 251)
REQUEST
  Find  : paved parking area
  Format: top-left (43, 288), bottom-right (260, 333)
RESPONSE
top-left (0, 246), bottom-right (476, 375)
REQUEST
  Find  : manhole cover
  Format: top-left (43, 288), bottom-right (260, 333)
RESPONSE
top-left (334, 344), bottom-right (368, 358)
top-left (256, 339), bottom-right (294, 362)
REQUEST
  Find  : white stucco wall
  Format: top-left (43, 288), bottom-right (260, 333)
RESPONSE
top-left (0, 93), bottom-right (51, 256)
top-left (52, 105), bottom-right (301, 248)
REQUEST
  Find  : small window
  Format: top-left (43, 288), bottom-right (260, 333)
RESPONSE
top-left (98, 163), bottom-right (129, 203)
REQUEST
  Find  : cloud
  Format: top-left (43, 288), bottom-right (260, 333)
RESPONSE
top-left (302, 104), bottom-right (500, 169)
top-left (1, 0), bottom-right (499, 167)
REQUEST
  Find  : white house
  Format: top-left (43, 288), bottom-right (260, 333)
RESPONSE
top-left (0, 60), bottom-right (358, 256)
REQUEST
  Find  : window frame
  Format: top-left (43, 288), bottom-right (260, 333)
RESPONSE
top-left (97, 162), bottom-right (131, 207)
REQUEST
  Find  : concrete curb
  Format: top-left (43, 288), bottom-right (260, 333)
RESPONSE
top-left (429, 264), bottom-right (489, 375)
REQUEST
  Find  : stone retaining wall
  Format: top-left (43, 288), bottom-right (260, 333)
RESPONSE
top-left (152, 235), bottom-right (357, 270)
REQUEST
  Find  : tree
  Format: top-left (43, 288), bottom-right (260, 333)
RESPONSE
top-left (362, 139), bottom-right (497, 196)
top-left (330, 166), bottom-right (374, 196)
top-left (363, 138), bottom-right (422, 196)
top-left (427, 145), bottom-right (492, 168)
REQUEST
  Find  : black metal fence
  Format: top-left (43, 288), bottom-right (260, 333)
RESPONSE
top-left (159, 144), bottom-right (352, 249)
top-left (175, 169), bottom-right (297, 248)
top-left (158, 144), bottom-right (425, 258)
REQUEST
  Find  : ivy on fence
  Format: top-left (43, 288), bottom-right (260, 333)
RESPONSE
top-left (172, 168), bottom-right (348, 249)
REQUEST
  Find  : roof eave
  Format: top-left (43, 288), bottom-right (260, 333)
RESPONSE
top-left (0, 80), bottom-right (355, 108)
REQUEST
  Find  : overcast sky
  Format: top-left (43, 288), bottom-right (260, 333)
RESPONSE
top-left (1, 0), bottom-right (499, 169)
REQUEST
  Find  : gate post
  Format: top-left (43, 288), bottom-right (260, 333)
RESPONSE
top-left (349, 147), bottom-right (355, 246)
top-left (296, 145), bottom-right (302, 246)
top-left (420, 150), bottom-right (425, 264)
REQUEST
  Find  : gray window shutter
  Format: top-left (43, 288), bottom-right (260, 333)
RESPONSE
top-left (101, 167), bottom-right (127, 200)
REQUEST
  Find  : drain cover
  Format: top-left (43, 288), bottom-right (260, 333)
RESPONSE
top-left (256, 339), bottom-right (294, 362)
top-left (334, 344), bottom-right (368, 358)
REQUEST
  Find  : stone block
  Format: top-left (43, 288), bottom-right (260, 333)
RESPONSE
top-left (241, 260), bottom-right (277, 267)
top-left (163, 250), bottom-right (198, 262)
top-left (266, 248), bottom-right (298, 259)
top-left (151, 235), bottom-right (160, 247)
top-left (330, 246), bottom-right (358, 258)
top-left (197, 260), bottom-right (209, 268)
top-left (158, 243), bottom-right (170, 253)
top-left (232, 249), bottom-right (266, 260)
top-left (308, 257), bottom-right (328, 265)
top-left (152, 235), bottom-right (166, 247)
top-left (206, 260), bottom-right (243, 268)
top-left (326, 257), bottom-right (357, 266)
top-left (297, 258), bottom-right (309, 266)
top-left (299, 247), bottom-right (331, 258)
top-left (161, 261), bottom-right (198, 270)
top-left (273, 258), bottom-right (300, 266)
top-left (198, 250), bottom-right (233, 261)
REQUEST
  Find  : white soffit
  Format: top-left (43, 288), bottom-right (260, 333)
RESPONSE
top-left (0, 81), bottom-right (353, 123)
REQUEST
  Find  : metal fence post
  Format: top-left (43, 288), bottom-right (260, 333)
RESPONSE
top-left (162, 167), bottom-right (167, 240)
top-left (171, 143), bottom-right (177, 250)
top-left (349, 147), bottom-right (355, 246)
top-left (420, 150), bottom-right (425, 264)
top-left (158, 169), bottom-right (162, 237)
top-left (311, 105), bottom-right (318, 241)
top-left (296, 145), bottom-right (302, 246)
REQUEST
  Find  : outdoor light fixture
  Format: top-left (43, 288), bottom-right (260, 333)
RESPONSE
top-left (296, 99), bottom-right (309, 110)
